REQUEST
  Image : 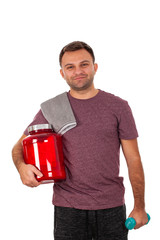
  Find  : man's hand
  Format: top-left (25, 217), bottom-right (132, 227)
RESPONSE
top-left (12, 134), bottom-right (43, 188)
top-left (19, 162), bottom-right (43, 187)
top-left (128, 208), bottom-right (148, 229)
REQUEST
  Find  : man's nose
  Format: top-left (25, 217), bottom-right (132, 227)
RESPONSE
top-left (74, 66), bottom-right (83, 75)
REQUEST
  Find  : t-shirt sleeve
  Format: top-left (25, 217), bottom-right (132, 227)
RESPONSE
top-left (118, 102), bottom-right (139, 140)
top-left (24, 109), bottom-right (49, 136)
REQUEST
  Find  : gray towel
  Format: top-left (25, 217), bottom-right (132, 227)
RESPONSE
top-left (40, 92), bottom-right (77, 135)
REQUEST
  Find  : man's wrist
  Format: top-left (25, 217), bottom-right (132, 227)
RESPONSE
top-left (134, 202), bottom-right (145, 211)
top-left (17, 160), bottom-right (26, 173)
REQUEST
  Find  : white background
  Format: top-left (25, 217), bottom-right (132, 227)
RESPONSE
top-left (0, 0), bottom-right (160, 239)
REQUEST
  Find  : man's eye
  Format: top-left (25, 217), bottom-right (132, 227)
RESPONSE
top-left (81, 63), bottom-right (89, 67)
top-left (67, 66), bottom-right (73, 70)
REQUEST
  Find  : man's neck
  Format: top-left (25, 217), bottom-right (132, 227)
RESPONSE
top-left (69, 86), bottom-right (99, 100)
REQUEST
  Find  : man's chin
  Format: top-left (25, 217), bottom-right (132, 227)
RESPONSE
top-left (70, 84), bottom-right (91, 92)
top-left (68, 80), bottom-right (94, 92)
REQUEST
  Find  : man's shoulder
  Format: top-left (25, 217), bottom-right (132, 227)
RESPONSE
top-left (41, 92), bottom-right (67, 106)
top-left (100, 90), bottom-right (128, 106)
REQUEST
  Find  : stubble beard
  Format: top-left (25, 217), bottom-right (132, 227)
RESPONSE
top-left (66, 76), bottom-right (95, 92)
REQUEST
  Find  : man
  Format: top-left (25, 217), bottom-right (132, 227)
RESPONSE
top-left (12, 41), bottom-right (148, 239)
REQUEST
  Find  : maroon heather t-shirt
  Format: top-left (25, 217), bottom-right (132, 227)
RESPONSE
top-left (24, 90), bottom-right (138, 210)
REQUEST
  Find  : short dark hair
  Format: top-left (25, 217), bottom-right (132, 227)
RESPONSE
top-left (59, 41), bottom-right (95, 66)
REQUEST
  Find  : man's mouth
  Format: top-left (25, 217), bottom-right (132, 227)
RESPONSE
top-left (73, 75), bottom-right (87, 80)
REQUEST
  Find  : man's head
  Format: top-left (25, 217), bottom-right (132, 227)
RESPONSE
top-left (59, 41), bottom-right (98, 92)
top-left (59, 41), bottom-right (95, 67)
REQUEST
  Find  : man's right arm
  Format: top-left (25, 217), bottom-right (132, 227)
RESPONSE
top-left (12, 134), bottom-right (43, 187)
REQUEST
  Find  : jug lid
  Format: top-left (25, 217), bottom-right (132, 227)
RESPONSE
top-left (28, 124), bottom-right (53, 133)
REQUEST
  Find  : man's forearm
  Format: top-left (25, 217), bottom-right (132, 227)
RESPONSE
top-left (128, 157), bottom-right (145, 210)
top-left (121, 139), bottom-right (147, 228)
top-left (12, 135), bottom-right (26, 172)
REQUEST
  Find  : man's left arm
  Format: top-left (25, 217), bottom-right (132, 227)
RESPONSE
top-left (121, 138), bottom-right (148, 229)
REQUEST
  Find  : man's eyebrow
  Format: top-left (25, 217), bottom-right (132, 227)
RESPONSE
top-left (80, 60), bottom-right (90, 63)
top-left (64, 63), bottom-right (73, 67)
top-left (64, 60), bottom-right (90, 67)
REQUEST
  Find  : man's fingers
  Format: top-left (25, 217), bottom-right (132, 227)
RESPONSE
top-left (128, 209), bottom-right (148, 230)
top-left (31, 165), bottom-right (43, 178)
top-left (19, 164), bottom-right (43, 187)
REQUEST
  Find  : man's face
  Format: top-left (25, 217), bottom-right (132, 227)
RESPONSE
top-left (60, 49), bottom-right (98, 91)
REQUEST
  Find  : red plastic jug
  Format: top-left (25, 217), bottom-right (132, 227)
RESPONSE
top-left (22, 124), bottom-right (66, 183)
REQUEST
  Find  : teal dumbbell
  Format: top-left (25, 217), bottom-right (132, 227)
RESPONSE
top-left (125, 213), bottom-right (150, 230)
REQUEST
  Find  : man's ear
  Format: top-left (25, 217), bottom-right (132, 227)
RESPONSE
top-left (60, 69), bottom-right (64, 78)
top-left (94, 63), bottom-right (98, 73)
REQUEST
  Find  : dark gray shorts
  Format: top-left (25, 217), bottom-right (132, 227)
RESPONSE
top-left (54, 205), bottom-right (128, 240)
